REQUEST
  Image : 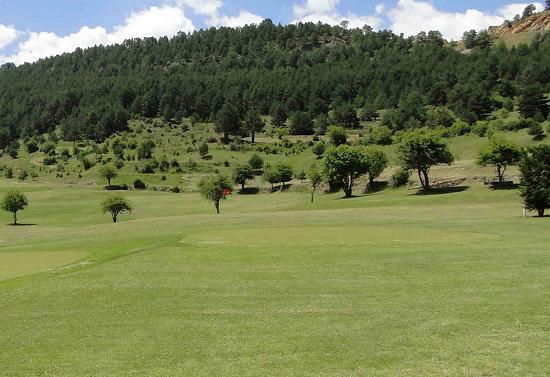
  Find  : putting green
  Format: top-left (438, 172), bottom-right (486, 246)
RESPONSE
top-left (184, 225), bottom-right (499, 247)
top-left (0, 251), bottom-right (87, 281)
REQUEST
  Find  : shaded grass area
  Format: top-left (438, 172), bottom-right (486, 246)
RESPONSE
top-left (0, 183), bottom-right (549, 376)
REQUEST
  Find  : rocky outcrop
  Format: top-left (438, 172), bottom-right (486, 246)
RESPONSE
top-left (489, 11), bottom-right (550, 36)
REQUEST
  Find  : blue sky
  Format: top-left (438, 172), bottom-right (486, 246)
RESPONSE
top-left (0, 0), bottom-right (545, 64)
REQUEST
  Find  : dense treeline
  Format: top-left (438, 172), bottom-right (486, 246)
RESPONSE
top-left (0, 20), bottom-right (549, 146)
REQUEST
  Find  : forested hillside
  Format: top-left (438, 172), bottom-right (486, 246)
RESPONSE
top-left (0, 20), bottom-right (549, 147)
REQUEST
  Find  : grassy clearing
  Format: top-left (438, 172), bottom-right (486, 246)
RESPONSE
top-left (0, 180), bottom-right (549, 376)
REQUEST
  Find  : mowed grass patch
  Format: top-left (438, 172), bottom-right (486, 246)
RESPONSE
top-left (0, 182), bottom-right (549, 376)
top-left (0, 251), bottom-right (87, 281)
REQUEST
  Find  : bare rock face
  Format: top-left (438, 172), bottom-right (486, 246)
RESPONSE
top-left (489, 11), bottom-right (550, 36)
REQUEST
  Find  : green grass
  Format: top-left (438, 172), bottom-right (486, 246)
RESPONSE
top-left (1, 180), bottom-right (549, 376)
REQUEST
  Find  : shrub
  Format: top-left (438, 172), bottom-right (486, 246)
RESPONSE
top-left (391, 168), bottom-right (411, 187)
top-left (4, 167), bottom-right (13, 178)
top-left (312, 141), bottom-right (326, 157)
top-left (41, 141), bottom-right (56, 155)
top-left (248, 154), bottom-right (264, 171)
top-left (327, 126), bottom-right (347, 146)
top-left (43, 156), bottom-right (57, 166)
top-left (527, 122), bottom-right (545, 140)
top-left (18, 170), bottom-right (28, 181)
top-left (133, 179), bottom-right (147, 190)
top-left (25, 140), bottom-right (39, 154)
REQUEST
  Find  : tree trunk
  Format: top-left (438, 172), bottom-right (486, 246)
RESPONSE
top-left (108, 178), bottom-right (111, 187)
top-left (343, 178), bottom-right (353, 198)
top-left (537, 208), bottom-right (545, 217)
top-left (251, 131), bottom-right (255, 144)
top-left (496, 165), bottom-right (503, 183)
top-left (423, 171), bottom-right (430, 190)
top-left (112, 213), bottom-right (117, 223)
top-left (12, 211), bottom-right (17, 225)
top-left (241, 183), bottom-right (245, 190)
top-left (215, 200), bottom-right (220, 214)
top-left (311, 188), bottom-right (315, 203)
top-left (418, 169), bottom-right (429, 190)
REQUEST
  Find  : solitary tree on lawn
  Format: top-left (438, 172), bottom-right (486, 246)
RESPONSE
top-left (1, 191), bottom-right (29, 225)
top-left (199, 175), bottom-right (233, 214)
top-left (101, 195), bottom-right (132, 223)
top-left (398, 131), bottom-right (454, 191)
top-left (322, 145), bottom-right (369, 198)
top-left (477, 139), bottom-right (522, 183)
top-left (100, 164), bottom-right (118, 187)
top-left (519, 145), bottom-right (550, 217)
top-left (308, 166), bottom-right (323, 203)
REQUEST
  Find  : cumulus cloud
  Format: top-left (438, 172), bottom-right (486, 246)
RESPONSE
top-left (497, 2), bottom-right (544, 19)
top-left (1, 5), bottom-right (195, 65)
top-left (211, 11), bottom-right (265, 28)
top-left (175, 0), bottom-right (222, 16)
top-left (0, 24), bottom-right (18, 49)
top-left (293, 0), bottom-right (383, 29)
top-left (388, 0), bottom-right (508, 41)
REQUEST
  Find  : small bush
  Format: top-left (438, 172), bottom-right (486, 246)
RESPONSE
top-left (134, 179), bottom-right (147, 190)
top-left (43, 156), bottom-right (57, 166)
top-left (391, 168), bottom-right (410, 187)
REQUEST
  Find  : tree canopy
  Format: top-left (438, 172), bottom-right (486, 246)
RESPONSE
top-left (0, 21), bottom-right (548, 146)
top-left (322, 145), bottom-right (369, 198)
top-left (519, 145), bottom-right (550, 217)
top-left (477, 139), bottom-right (522, 183)
top-left (1, 191), bottom-right (29, 225)
top-left (198, 175), bottom-right (233, 214)
top-left (398, 132), bottom-right (454, 190)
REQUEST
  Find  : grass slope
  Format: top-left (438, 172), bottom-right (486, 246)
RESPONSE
top-left (0, 181), bottom-right (549, 376)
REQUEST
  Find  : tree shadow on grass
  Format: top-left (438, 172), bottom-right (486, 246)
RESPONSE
top-left (238, 187), bottom-right (260, 195)
top-left (414, 186), bottom-right (470, 196)
top-left (489, 182), bottom-right (519, 190)
top-left (7, 223), bottom-right (37, 227)
top-left (364, 181), bottom-right (388, 195)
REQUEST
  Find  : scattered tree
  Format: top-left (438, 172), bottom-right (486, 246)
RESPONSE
top-left (522, 4), bottom-right (536, 18)
top-left (1, 191), bottom-right (29, 225)
top-left (137, 140), bottom-right (155, 160)
top-left (198, 142), bottom-right (209, 159)
top-left (99, 164), bottom-right (118, 187)
top-left (277, 164), bottom-right (294, 187)
top-left (517, 84), bottom-right (550, 119)
top-left (312, 141), bottom-right (326, 158)
top-left (477, 139), bottom-right (522, 183)
top-left (327, 126), bottom-right (347, 146)
top-left (519, 145), bottom-right (550, 217)
top-left (364, 148), bottom-right (388, 186)
top-left (263, 168), bottom-right (280, 191)
top-left (398, 132), bottom-right (454, 190)
top-left (198, 175), bottom-right (233, 214)
top-left (101, 195), bottom-right (132, 223)
top-left (248, 154), bottom-right (264, 172)
top-left (527, 122), bottom-right (545, 140)
top-left (232, 165), bottom-right (255, 190)
top-left (308, 166), bottom-right (323, 203)
top-left (244, 109), bottom-right (265, 143)
top-left (322, 145), bottom-right (369, 198)
top-left (288, 111), bottom-right (314, 135)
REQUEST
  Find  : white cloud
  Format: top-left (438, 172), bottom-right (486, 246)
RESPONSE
top-left (375, 4), bottom-right (385, 14)
top-left (293, 0), bottom-right (383, 29)
top-left (388, 0), bottom-right (507, 41)
top-left (0, 24), bottom-right (18, 49)
top-left (497, 2), bottom-right (544, 19)
top-left (1, 5), bottom-right (194, 65)
top-left (175, 0), bottom-right (222, 16)
top-left (211, 11), bottom-right (265, 28)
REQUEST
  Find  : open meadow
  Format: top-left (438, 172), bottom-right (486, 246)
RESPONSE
top-left (1, 178), bottom-right (549, 376)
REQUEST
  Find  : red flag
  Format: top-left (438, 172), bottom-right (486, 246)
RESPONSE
top-left (223, 188), bottom-right (232, 197)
